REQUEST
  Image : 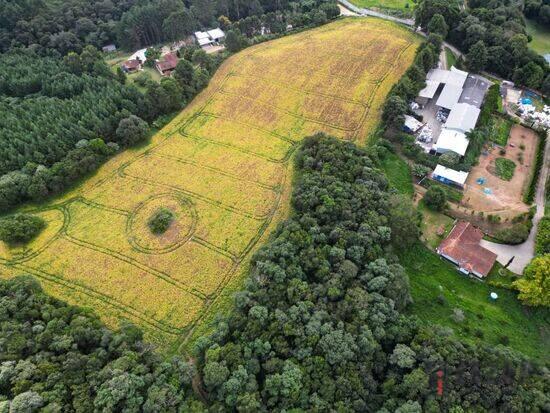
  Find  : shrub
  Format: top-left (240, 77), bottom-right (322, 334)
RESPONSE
top-left (494, 158), bottom-right (516, 181)
top-left (451, 308), bottom-right (465, 323)
top-left (499, 335), bottom-right (510, 345)
top-left (0, 213), bottom-right (46, 244)
top-left (474, 329), bottom-right (484, 338)
top-left (424, 186), bottom-right (447, 211)
top-left (147, 207), bottom-right (175, 235)
top-left (524, 132), bottom-right (546, 204)
top-left (495, 223), bottom-right (531, 244)
top-left (412, 164), bottom-right (430, 178)
top-left (513, 255), bottom-right (550, 307)
top-left (535, 217), bottom-right (550, 255)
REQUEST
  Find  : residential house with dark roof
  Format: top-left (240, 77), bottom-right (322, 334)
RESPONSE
top-left (121, 58), bottom-right (142, 73)
top-left (155, 52), bottom-right (178, 76)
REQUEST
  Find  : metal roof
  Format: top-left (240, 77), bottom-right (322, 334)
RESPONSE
top-left (436, 84), bottom-right (463, 110)
top-left (194, 31), bottom-right (210, 39)
top-left (419, 80), bottom-right (440, 99)
top-left (404, 115), bottom-right (423, 132)
top-left (434, 129), bottom-right (469, 156)
top-left (444, 103), bottom-right (480, 133)
top-left (432, 164), bottom-right (469, 185)
top-left (207, 28), bottom-right (225, 39)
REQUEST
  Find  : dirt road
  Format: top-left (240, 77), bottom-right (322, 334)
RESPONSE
top-left (480, 134), bottom-right (549, 274)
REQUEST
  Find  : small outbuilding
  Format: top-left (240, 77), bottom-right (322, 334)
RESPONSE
top-left (102, 44), bottom-right (116, 53)
top-left (436, 221), bottom-right (497, 279)
top-left (403, 115), bottom-right (423, 133)
top-left (431, 164), bottom-right (469, 188)
top-left (194, 28), bottom-right (226, 49)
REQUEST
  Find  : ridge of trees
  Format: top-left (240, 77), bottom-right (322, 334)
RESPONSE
top-left (0, 0), bottom-right (339, 53)
top-left (415, 0), bottom-right (550, 94)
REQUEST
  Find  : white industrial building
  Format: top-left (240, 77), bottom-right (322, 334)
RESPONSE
top-left (433, 129), bottom-right (470, 156)
top-left (432, 164), bottom-right (469, 188)
top-left (194, 28), bottom-right (226, 47)
top-left (444, 103), bottom-right (481, 134)
top-left (418, 67), bottom-right (468, 108)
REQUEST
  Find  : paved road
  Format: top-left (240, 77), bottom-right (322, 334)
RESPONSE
top-left (480, 135), bottom-right (550, 274)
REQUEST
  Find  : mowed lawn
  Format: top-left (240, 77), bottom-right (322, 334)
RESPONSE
top-left (349, 0), bottom-right (415, 11)
top-left (526, 19), bottom-right (550, 56)
top-left (0, 18), bottom-right (420, 351)
top-left (401, 244), bottom-right (549, 361)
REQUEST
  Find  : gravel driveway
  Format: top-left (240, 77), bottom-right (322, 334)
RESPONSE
top-left (480, 135), bottom-right (549, 274)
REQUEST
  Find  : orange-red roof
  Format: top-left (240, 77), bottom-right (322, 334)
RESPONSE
top-left (437, 221), bottom-right (497, 277)
top-left (123, 59), bottom-right (141, 69)
top-left (157, 52), bottom-right (178, 73)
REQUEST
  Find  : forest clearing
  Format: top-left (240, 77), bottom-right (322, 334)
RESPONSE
top-left (0, 18), bottom-right (420, 350)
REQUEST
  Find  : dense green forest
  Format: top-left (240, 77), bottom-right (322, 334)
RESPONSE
top-left (0, 0), bottom-right (338, 52)
top-left (524, 0), bottom-right (550, 26)
top-left (0, 276), bottom-right (201, 412)
top-left (415, 0), bottom-right (550, 93)
top-left (2, 136), bottom-right (548, 411)
top-left (0, 48), bottom-right (141, 176)
top-left (0, 0), bottom-right (337, 213)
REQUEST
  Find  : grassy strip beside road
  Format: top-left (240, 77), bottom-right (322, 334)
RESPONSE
top-left (445, 47), bottom-right (457, 68)
top-left (348, 0), bottom-right (414, 12)
top-left (379, 151), bottom-right (414, 197)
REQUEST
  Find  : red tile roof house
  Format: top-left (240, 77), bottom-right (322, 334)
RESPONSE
top-left (155, 52), bottom-right (178, 76)
top-left (122, 58), bottom-right (142, 73)
top-left (436, 221), bottom-right (497, 279)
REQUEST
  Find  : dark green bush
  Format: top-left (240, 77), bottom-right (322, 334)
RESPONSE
top-left (0, 213), bottom-right (46, 244)
top-left (495, 223), bottom-right (531, 244)
top-left (147, 207), bottom-right (175, 234)
top-left (424, 186), bottom-right (447, 211)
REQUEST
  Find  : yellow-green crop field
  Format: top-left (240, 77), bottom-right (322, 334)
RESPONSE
top-left (0, 18), bottom-right (419, 350)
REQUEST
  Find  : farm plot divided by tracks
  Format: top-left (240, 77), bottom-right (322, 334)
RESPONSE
top-left (0, 19), bottom-right (419, 350)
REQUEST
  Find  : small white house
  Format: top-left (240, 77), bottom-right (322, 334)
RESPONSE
top-left (431, 164), bottom-right (469, 188)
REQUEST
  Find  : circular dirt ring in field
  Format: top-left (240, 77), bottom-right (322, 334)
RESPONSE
top-left (127, 194), bottom-right (197, 254)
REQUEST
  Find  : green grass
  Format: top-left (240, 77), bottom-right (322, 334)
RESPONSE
top-left (417, 200), bottom-right (454, 250)
top-left (379, 152), bottom-right (414, 197)
top-left (495, 157), bottom-right (516, 181)
top-left (490, 116), bottom-right (512, 146)
top-left (445, 47), bottom-right (457, 68)
top-left (525, 19), bottom-right (550, 56)
top-left (349, 0), bottom-right (414, 11)
top-left (401, 243), bottom-right (550, 361)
